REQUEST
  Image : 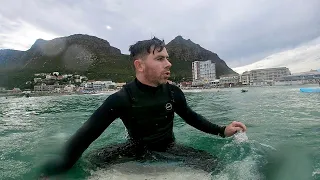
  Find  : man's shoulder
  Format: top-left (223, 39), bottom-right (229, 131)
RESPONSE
top-left (166, 83), bottom-right (186, 105)
top-left (109, 80), bottom-right (134, 97)
top-left (110, 86), bottom-right (129, 98)
top-left (105, 85), bottom-right (131, 103)
top-left (100, 88), bottom-right (131, 110)
top-left (167, 83), bottom-right (183, 93)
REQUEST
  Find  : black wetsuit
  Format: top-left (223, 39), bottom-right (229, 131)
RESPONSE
top-left (41, 78), bottom-right (226, 176)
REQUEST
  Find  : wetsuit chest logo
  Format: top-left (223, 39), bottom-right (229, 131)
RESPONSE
top-left (165, 102), bottom-right (172, 111)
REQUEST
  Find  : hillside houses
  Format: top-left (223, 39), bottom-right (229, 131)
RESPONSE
top-left (30, 71), bottom-right (125, 94)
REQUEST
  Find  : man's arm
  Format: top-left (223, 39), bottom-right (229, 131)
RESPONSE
top-left (171, 85), bottom-right (226, 137)
top-left (40, 92), bottom-right (125, 176)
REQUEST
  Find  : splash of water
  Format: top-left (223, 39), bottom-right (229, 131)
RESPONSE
top-left (233, 131), bottom-right (249, 144)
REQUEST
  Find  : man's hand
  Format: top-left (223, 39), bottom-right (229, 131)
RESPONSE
top-left (224, 121), bottom-right (247, 137)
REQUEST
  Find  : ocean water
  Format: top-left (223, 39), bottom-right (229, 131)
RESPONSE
top-left (0, 85), bottom-right (319, 180)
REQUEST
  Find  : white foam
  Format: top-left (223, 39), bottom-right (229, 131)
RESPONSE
top-left (211, 156), bottom-right (262, 180)
top-left (258, 143), bottom-right (277, 151)
top-left (87, 162), bottom-right (212, 180)
top-left (52, 132), bottom-right (68, 140)
top-left (312, 169), bottom-right (320, 177)
top-left (233, 131), bottom-right (249, 143)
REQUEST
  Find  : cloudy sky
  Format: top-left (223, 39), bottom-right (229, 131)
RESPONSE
top-left (1, 0), bottom-right (320, 67)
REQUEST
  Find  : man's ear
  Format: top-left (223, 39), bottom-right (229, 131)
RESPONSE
top-left (134, 59), bottom-right (144, 72)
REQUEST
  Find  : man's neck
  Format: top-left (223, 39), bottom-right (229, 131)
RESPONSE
top-left (136, 75), bottom-right (158, 87)
top-left (135, 78), bottom-right (162, 93)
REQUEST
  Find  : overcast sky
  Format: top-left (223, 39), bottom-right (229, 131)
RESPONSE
top-left (1, 0), bottom-right (320, 67)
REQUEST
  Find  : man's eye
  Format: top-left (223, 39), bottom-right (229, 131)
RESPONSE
top-left (157, 57), bottom-right (169, 61)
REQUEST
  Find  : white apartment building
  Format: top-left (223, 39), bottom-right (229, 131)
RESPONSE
top-left (219, 74), bottom-right (240, 87)
top-left (34, 83), bottom-right (65, 91)
top-left (244, 67), bottom-right (291, 86)
top-left (240, 71), bottom-right (250, 85)
top-left (80, 81), bottom-right (116, 91)
top-left (192, 60), bottom-right (216, 83)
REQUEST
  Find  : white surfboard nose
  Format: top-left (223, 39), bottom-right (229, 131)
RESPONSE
top-left (87, 161), bottom-right (212, 180)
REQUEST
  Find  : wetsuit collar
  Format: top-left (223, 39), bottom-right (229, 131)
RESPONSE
top-left (135, 78), bottom-right (163, 93)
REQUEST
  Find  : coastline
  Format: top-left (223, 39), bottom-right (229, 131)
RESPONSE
top-left (1, 83), bottom-right (318, 98)
top-left (181, 88), bottom-right (221, 93)
top-left (0, 90), bottom-right (120, 98)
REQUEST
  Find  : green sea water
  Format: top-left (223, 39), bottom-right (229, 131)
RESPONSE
top-left (0, 86), bottom-right (319, 180)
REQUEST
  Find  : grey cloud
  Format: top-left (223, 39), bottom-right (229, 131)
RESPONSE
top-left (0, 0), bottom-right (320, 66)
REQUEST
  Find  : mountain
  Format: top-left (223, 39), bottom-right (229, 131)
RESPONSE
top-left (233, 43), bottom-right (320, 74)
top-left (0, 49), bottom-right (25, 70)
top-left (0, 34), bottom-right (132, 89)
top-left (0, 34), bottom-right (235, 89)
top-left (166, 36), bottom-right (236, 80)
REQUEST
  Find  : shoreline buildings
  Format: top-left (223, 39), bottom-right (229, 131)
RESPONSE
top-left (189, 60), bottom-right (319, 88)
top-left (227, 67), bottom-right (319, 87)
top-left (274, 70), bottom-right (320, 86)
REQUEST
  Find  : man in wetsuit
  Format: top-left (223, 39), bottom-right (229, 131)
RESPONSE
top-left (40, 37), bottom-right (247, 177)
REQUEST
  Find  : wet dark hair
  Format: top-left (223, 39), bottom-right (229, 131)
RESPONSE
top-left (129, 37), bottom-right (165, 60)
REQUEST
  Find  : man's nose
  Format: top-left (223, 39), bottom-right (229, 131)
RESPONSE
top-left (165, 58), bottom-right (172, 68)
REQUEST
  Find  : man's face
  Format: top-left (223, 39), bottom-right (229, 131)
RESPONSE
top-left (139, 46), bottom-right (172, 86)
